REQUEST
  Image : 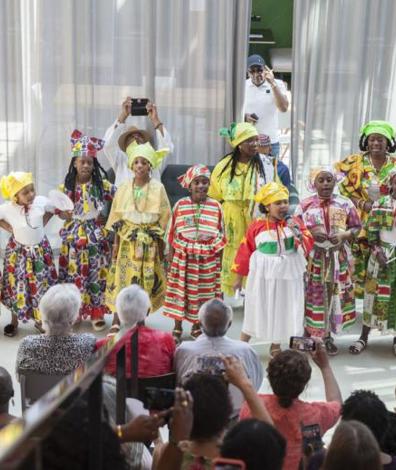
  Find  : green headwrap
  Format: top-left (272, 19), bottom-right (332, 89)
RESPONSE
top-left (360, 120), bottom-right (395, 142)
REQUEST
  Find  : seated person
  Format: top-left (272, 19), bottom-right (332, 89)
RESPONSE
top-left (0, 367), bottom-right (16, 429)
top-left (97, 285), bottom-right (175, 378)
top-left (16, 284), bottom-right (96, 376)
top-left (174, 298), bottom-right (263, 418)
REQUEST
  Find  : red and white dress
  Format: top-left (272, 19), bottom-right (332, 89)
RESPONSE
top-left (163, 197), bottom-right (226, 323)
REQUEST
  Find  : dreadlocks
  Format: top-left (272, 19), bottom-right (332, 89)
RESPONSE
top-left (64, 157), bottom-right (108, 207)
top-left (359, 134), bottom-right (396, 153)
top-left (219, 147), bottom-right (265, 183)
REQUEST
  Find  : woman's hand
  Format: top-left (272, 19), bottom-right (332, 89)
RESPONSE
top-left (58, 210), bottom-right (73, 221)
top-left (120, 412), bottom-right (167, 443)
top-left (168, 388), bottom-right (194, 443)
top-left (222, 355), bottom-right (250, 390)
top-left (146, 102), bottom-right (162, 130)
top-left (233, 275), bottom-right (243, 293)
top-left (309, 338), bottom-right (330, 370)
top-left (0, 220), bottom-right (13, 234)
top-left (118, 97), bottom-right (131, 123)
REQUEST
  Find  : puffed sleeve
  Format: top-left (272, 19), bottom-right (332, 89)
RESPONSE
top-left (158, 184), bottom-right (171, 231)
top-left (208, 164), bottom-right (223, 202)
top-left (165, 199), bottom-right (180, 248)
top-left (232, 221), bottom-right (258, 276)
top-left (211, 201), bottom-right (227, 253)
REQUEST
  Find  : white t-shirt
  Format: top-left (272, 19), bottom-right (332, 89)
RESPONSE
top-left (243, 78), bottom-right (287, 143)
top-left (0, 196), bottom-right (54, 246)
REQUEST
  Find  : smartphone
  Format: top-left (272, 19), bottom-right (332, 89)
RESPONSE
top-left (212, 458), bottom-right (246, 469)
top-left (301, 423), bottom-right (324, 456)
top-left (196, 356), bottom-right (225, 376)
top-left (143, 387), bottom-right (175, 411)
top-left (131, 98), bottom-right (149, 116)
top-left (289, 336), bottom-right (316, 352)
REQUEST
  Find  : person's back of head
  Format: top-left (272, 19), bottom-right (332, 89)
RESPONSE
top-left (198, 298), bottom-right (233, 337)
top-left (183, 373), bottom-right (232, 441)
top-left (322, 420), bottom-right (382, 470)
top-left (0, 367), bottom-right (13, 413)
top-left (341, 389), bottom-right (389, 447)
top-left (267, 350), bottom-right (311, 408)
top-left (220, 419), bottom-right (286, 470)
top-left (116, 284), bottom-right (150, 328)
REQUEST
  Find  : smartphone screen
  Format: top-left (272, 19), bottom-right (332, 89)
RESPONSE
top-left (289, 336), bottom-right (316, 352)
top-left (143, 387), bottom-right (175, 411)
top-left (301, 423), bottom-right (324, 455)
top-left (131, 98), bottom-right (149, 116)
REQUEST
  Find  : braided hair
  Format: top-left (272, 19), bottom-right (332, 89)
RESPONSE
top-left (64, 157), bottom-right (108, 205)
top-left (219, 147), bottom-right (266, 183)
top-left (359, 134), bottom-right (396, 153)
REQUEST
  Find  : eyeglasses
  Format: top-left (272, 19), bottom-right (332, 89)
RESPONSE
top-left (249, 67), bottom-right (264, 74)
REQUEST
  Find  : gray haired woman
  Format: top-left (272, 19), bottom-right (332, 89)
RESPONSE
top-left (16, 284), bottom-right (96, 376)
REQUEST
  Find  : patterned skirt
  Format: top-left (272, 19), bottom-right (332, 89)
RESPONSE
top-left (363, 242), bottom-right (396, 332)
top-left (105, 221), bottom-right (166, 312)
top-left (58, 219), bottom-right (112, 319)
top-left (1, 236), bottom-right (57, 321)
top-left (350, 237), bottom-right (370, 299)
top-left (305, 246), bottom-right (356, 337)
top-left (163, 235), bottom-right (223, 323)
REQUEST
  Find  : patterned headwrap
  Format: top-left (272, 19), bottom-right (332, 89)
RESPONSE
top-left (177, 164), bottom-right (211, 189)
top-left (259, 134), bottom-right (271, 147)
top-left (360, 120), bottom-right (395, 141)
top-left (255, 181), bottom-right (289, 206)
top-left (126, 142), bottom-right (169, 169)
top-left (219, 122), bottom-right (258, 148)
top-left (0, 172), bottom-right (33, 200)
top-left (307, 166), bottom-right (339, 192)
top-left (70, 129), bottom-right (105, 158)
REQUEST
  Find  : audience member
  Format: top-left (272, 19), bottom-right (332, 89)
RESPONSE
top-left (103, 98), bottom-right (174, 186)
top-left (174, 298), bottom-right (263, 417)
top-left (97, 285), bottom-right (175, 378)
top-left (322, 420), bottom-right (382, 470)
top-left (16, 284), bottom-right (96, 376)
top-left (240, 340), bottom-right (342, 470)
top-left (243, 54), bottom-right (288, 157)
top-left (0, 367), bottom-right (16, 429)
top-left (220, 419), bottom-right (286, 470)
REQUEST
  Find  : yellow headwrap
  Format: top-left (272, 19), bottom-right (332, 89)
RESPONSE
top-left (126, 142), bottom-right (169, 169)
top-left (255, 182), bottom-right (289, 206)
top-left (219, 122), bottom-right (258, 148)
top-left (0, 172), bottom-right (33, 200)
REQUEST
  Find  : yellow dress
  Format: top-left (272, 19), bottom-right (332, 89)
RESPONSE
top-left (105, 178), bottom-right (171, 312)
top-left (208, 155), bottom-right (257, 295)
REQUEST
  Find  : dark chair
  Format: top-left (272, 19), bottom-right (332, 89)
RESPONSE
top-left (20, 371), bottom-right (65, 411)
top-left (161, 164), bottom-right (215, 207)
top-left (129, 372), bottom-right (176, 402)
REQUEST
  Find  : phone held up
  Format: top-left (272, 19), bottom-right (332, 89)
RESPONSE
top-left (143, 387), bottom-right (175, 411)
top-left (131, 98), bottom-right (149, 116)
top-left (212, 458), bottom-right (246, 470)
top-left (289, 336), bottom-right (316, 352)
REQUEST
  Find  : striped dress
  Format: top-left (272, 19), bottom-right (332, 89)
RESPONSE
top-left (163, 197), bottom-right (226, 323)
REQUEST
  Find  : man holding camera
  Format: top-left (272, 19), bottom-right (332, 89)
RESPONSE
top-left (103, 97), bottom-right (174, 186)
top-left (243, 54), bottom-right (288, 157)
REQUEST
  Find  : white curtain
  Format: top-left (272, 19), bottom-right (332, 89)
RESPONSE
top-left (0, 0), bottom-right (251, 197)
top-left (291, 0), bottom-right (396, 194)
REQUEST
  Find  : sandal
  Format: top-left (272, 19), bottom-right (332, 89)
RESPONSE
top-left (107, 324), bottom-right (121, 337)
top-left (324, 336), bottom-right (339, 356)
top-left (349, 338), bottom-right (367, 355)
top-left (190, 324), bottom-right (202, 340)
top-left (172, 328), bottom-right (183, 345)
top-left (92, 319), bottom-right (107, 332)
top-left (4, 323), bottom-right (18, 337)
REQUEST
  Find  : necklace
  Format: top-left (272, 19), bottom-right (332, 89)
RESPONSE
top-left (132, 179), bottom-right (149, 213)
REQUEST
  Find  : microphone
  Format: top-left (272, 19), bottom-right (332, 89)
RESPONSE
top-left (285, 215), bottom-right (302, 242)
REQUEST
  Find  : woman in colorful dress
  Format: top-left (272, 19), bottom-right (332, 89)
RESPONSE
top-left (295, 168), bottom-right (361, 355)
top-left (58, 129), bottom-right (116, 332)
top-left (163, 164), bottom-right (226, 342)
top-left (335, 121), bottom-right (396, 302)
top-left (0, 172), bottom-right (58, 336)
top-left (353, 170), bottom-right (396, 355)
top-left (232, 182), bottom-right (314, 357)
top-left (105, 142), bottom-right (171, 333)
top-left (208, 122), bottom-right (266, 296)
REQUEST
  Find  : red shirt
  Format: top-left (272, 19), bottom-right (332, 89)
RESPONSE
top-left (96, 325), bottom-right (175, 378)
top-left (240, 394), bottom-right (341, 470)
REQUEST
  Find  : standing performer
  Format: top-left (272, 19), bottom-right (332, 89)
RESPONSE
top-left (209, 122), bottom-right (265, 296)
top-left (105, 142), bottom-right (170, 334)
top-left (0, 172), bottom-right (58, 336)
top-left (58, 130), bottom-right (116, 332)
top-left (335, 121), bottom-right (396, 298)
top-left (352, 170), bottom-right (396, 354)
top-left (232, 182), bottom-right (313, 357)
top-left (295, 168), bottom-right (361, 355)
top-left (163, 164), bottom-right (226, 342)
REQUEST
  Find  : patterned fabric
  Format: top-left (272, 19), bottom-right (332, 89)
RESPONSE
top-left (1, 236), bottom-right (57, 321)
top-left (363, 195), bottom-right (396, 331)
top-left (208, 155), bottom-right (258, 295)
top-left (177, 165), bottom-right (211, 189)
top-left (16, 333), bottom-right (96, 375)
top-left (58, 180), bottom-right (116, 320)
top-left (295, 194), bottom-right (361, 336)
top-left (70, 129), bottom-right (104, 158)
top-left (163, 197), bottom-right (226, 322)
top-left (335, 152), bottom-right (396, 296)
